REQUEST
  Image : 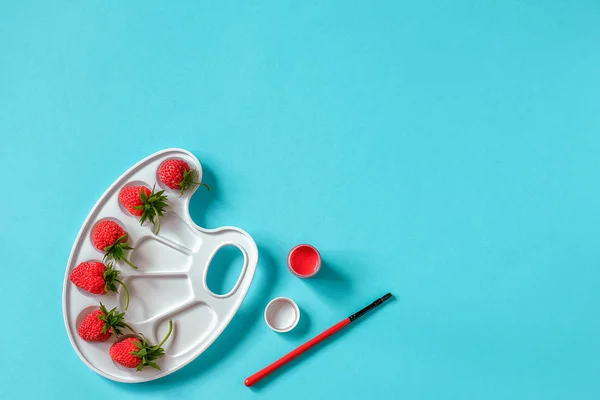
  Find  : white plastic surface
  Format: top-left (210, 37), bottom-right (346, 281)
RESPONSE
top-left (62, 148), bottom-right (259, 383)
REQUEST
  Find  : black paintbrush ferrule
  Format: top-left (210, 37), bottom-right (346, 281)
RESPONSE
top-left (348, 292), bottom-right (392, 322)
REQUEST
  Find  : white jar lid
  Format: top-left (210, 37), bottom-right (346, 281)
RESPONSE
top-left (264, 297), bottom-right (300, 333)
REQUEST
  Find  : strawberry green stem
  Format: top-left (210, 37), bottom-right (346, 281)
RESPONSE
top-left (123, 258), bottom-right (138, 270)
top-left (152, 320), bottom-right (173, 350)
top-left (190, 181), bottom-right (210, 191)
top-left (123, 322), bottom-right (136, 334)
top-left (152, 205), bottom-right (161, 235)
top-left (114, 279), bottom-right (130, 310)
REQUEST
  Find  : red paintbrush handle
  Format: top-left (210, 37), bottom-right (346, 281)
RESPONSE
top-left (244, 318), bottom-right (351, 387)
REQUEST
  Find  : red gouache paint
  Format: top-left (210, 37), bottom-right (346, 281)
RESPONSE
top-left (287, 244), bottom-right (321, 278)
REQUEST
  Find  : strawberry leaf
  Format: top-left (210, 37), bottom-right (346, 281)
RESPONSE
top-left (96, 302), bottom-right (133, 337)
top-left (128, 320), bottom-right (173, 372)
top-left (135, 184), bottom-right (169, 235)
top-left (103, 235), bottom-right (138, 269)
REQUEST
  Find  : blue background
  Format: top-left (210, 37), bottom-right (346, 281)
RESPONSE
top-left (1, 1), bottom-right (599, 399)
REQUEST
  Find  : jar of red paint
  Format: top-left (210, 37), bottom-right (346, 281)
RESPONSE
top-left (287, 244), bottom-right (321, 278)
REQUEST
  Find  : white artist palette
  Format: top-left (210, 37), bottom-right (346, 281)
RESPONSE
top-left (62, 148), bottom-right (258, 383)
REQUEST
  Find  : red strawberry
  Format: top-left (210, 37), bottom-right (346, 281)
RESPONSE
top-left (110, 320), bottom-right (173, 371)
top-left (119, 184), bottom-right (169, 235)
top-left (120, 186), bottom-right (151, 216)
top-left (70, 261), bottom-right (130, 309)
top-left (110, 337), bottom-right (144, 367)
top-left (91, 220), bottom-right (138, 269)
top-left (158, 159), bottom-right (210, 196)
top-left (78, 303), bottom-right (134, 342)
